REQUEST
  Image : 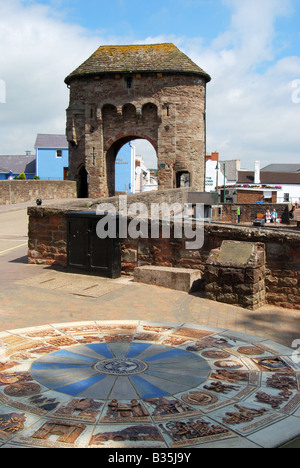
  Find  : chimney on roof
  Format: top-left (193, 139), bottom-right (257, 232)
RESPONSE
top-left (211, 152), bottom-right (219, 161)
top-left (206, 152), bottom-right (219, 161)
top-left (254, 161), bottom-right (261, 184)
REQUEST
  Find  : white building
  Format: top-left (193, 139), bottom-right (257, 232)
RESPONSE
top-left (134, 154), bottom-right (158, 193)
top-left (205, 159), bottom-right (226, 192)
top-left (205, 152), bottom-right (242, 192)
top-left (238, 161), bottom-right (300, 204)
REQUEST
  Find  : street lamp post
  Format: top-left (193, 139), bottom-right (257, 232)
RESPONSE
top-left (223, 163), bottom-right (226, 203)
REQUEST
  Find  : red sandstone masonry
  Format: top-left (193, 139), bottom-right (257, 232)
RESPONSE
top-left (220, 203), bottom-right (290, 225)
top-left (66, 73), bottom-right (207, 197)
top-left (236, 190), bottom-right (277, 204)
top-left (28, 208), bottom-right (67, 266)
top-left (27, 207), bottom-right (300, 310)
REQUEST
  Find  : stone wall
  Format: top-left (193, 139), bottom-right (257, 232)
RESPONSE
top-left (88, 187), bottom-right (190, 214)
top-left (27, 205), bottom-right (300, 310)
top-left (28, 207), bottom-right (68, 266)
top-left (27, 188), bottom-right (190, 267)
top-left (0, 180), bottom-right (77, 205)
top-left (220, 191), bottom-right (277, 204)
top-left (219, 203), bottom-right (291, 225)
top-left (67, 73), bottom-right (207, 197)
top-left (121, 223), bottom-right (300, 309)
top-left (236, 190), bottom-right (277, 204)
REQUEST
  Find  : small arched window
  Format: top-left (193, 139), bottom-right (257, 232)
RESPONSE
top-left (102, 104), bottom-right (118, 120)
top-left (122, 103), bottom-right (136, 118)
top-left (142, 103), bottom-right (158, 120)
top-left (126, 77), bottom-right (133, 89)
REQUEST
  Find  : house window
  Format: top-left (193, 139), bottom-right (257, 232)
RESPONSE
top-left (56, 149), bottom-right (62, 158)
top-left (284, 193), bottom-right (290, 202)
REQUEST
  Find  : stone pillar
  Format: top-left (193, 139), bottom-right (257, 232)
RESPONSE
top-left (205, 241), bottom-right (266, 310)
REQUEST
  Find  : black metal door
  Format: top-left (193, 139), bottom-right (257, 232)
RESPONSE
top-left (67, 212), bottom-right (121, 278)
top-left (67, 216), bottom-right (89, 268)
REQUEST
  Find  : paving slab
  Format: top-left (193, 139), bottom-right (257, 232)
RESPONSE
top-left (16, 270), bottom-right (130, 298)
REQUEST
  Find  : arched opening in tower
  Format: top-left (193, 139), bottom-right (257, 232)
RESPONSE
top-left (106, 136), bottom-right (157, 197)
top-left (115, 139), bottom-right (158, 194)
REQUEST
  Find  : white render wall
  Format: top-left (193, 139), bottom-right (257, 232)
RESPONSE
top-left (276, 184), bottom-right (300, 203)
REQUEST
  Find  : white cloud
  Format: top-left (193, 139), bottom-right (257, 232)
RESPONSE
top-left (183, 0), bottom-right (300, 168)
top-left (0, 0), bottom-right (101, 153)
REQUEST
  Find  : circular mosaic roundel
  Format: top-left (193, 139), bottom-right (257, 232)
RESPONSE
top-left (30, 342), bottom-right (211, 400)
top-left (95, 358), bottom-right (148, 375)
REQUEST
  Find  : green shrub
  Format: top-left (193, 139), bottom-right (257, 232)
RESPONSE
top-left (18, 172), bottom-right (26, 179)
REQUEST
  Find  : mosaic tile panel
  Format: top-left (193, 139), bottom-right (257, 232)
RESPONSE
top-left (0, 321), bottom-right (299, 448)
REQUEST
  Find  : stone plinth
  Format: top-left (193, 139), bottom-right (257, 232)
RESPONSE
top-left (205, 241), bottom-right (266, 310)
top-left (134, 265), bottom-right (202, 293)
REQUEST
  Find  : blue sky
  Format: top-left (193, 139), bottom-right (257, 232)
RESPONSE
top-left (34, 0), bottom-right (232, 41)
top-left (0, 0), bottom-right (300, 169)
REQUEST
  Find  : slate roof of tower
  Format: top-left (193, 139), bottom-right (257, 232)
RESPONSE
top-left (65, 43), bottom-right (211, 84)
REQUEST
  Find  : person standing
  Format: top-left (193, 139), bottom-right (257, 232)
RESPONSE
top-left (271, 209), bottom-right (278, 223)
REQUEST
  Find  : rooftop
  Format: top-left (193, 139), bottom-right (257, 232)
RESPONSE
top-left (261, 163), bottom-right (300, 173)
top-left (238, 171), bottom-right (300, 185)
top-left (35, 134), bottom-right (68, 149)
top-left (65, 43), bottom-right (211, 84)
top-left (0, 154), bottom-right (36, 174)
top-left (219, 160), bottom-right (241, 181)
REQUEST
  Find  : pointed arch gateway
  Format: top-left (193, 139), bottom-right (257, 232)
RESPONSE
top-left (106, 134), bottom-right (158, 197)
top-left (65, 44), bottom-right (211, 198)
top-left (101, 101), bottom-right (160, 197)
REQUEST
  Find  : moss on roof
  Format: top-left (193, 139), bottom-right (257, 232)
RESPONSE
top-left (65, 43), bottom-right (211, 84)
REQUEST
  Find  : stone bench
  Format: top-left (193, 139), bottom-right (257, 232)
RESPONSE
top-left (133, 266), bottom-right (202, 293)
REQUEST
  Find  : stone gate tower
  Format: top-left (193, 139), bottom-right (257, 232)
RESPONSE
top-left (65, 43), bottom-right (211, 198)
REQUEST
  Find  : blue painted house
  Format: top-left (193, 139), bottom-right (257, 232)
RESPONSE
top-left (115, 142), bottom-right (135, 193)
top-left (35, 134), bottom-right (69, 180)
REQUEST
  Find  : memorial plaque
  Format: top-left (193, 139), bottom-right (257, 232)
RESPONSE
top-left (219, 241), bottom-right (253, 265)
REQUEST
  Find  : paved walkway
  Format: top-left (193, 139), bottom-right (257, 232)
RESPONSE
top-left (0, 198), bottom-right (79, 213)
top-left (1, 244), bottom-right (300, 349)
top-left (1, 202), bottom-right (300, 448)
